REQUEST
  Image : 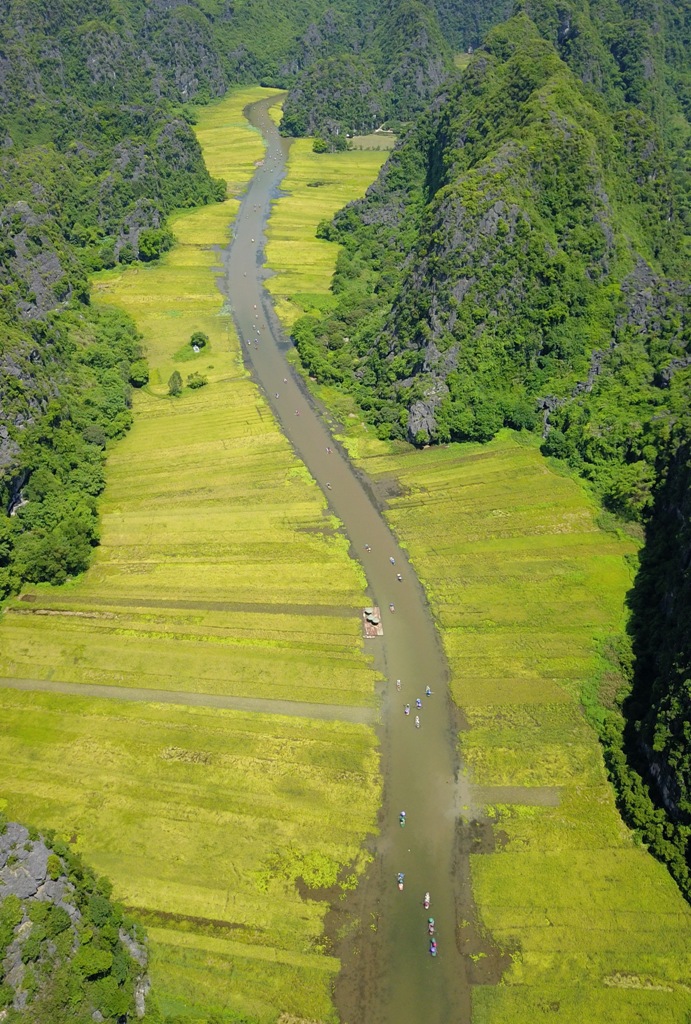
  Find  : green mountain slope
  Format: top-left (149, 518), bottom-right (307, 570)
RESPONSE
top-left (293, 13), bottom-right (690, 520)
top-left (281, 0), bottom-right (455, 137)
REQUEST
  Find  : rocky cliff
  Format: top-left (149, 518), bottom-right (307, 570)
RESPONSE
top-left (0, 819), bottom-right (152, 1023)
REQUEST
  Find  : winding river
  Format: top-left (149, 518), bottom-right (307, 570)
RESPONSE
top-left (222, 97), bottom-right (470, 1024)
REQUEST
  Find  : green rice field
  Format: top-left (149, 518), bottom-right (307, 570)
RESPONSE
top-left (264, 137), bottom-right (691, 1021)
top-left (0, 88), bottom-right (382, 1023)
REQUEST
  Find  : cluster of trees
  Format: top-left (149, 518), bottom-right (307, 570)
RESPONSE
top-left (582, 422), bottom-right (691, 902)
top-left (0, 815), bottom-right (154, 1023)
top-left (609, 425), bottom-right (691, 899)
top-left (167, 371), bottom-right (208, 396)
top-left (0, 306), bottom-right (144, 595)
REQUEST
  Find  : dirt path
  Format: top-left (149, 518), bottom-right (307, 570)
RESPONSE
top-left (0, 677), bottom-right (377, 724)
top-left (221, 97), bottom-right (476, 1024)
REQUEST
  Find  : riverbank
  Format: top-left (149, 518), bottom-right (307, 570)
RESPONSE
top-left (263, 119), bottom-right (691, 1022)
top-left (0, 88), bottom-right (382, 1023)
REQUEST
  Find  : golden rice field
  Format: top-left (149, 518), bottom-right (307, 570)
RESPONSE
top-left (0, 88), bottom-right (382, 1023)
top-left (360, 434), bottom-right (691, 1022)
top-left (264, 140), bottom-right (387, 327)
top-left (264, 138), bottom-right (691, 1021)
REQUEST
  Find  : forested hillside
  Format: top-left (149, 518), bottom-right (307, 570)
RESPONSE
top-left (281, 0), bottom-right (455, 139)
top-left (294, 12), bottom-right (690, 519)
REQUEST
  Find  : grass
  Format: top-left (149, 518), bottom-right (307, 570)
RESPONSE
top-left (0, 87), bottom-right (382, 1023)
top-left (0, 689), bottom-right (377, 1023)
top-left (349, 132), bottom-right (397, 151)
top-left (263, 136), bottom-right (691, 1021)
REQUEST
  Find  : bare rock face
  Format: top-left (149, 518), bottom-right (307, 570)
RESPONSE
top-left (407, 379), bottom-right (450, 439)
top-left (114, 199), bottom-right (163, 259)
top-left (0, 825), bottom-right (49, 899)
top-left (134, 974), bottom-right (151, 1018)
top-left (119, 927), bottom-right (147, 968)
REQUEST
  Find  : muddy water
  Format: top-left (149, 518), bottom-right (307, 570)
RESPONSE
top-left (221, 97), bottom-right (469, 1024)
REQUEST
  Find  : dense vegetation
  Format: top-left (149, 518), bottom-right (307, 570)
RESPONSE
top-left (0, 815), bottom-right (154, 1023)
top-left (281, 0), bottom-right (455, 140)
top-left (293, 12), bottom-right (690, 520)
top-left (594, 422), bottom-right (691, 900)
top-left (630, 425), bottom-right (691, 827)
top-left (0, 306), bottom-right (144, 595)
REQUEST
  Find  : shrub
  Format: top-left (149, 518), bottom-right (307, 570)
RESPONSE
top-left (87, 894), bottom-right (113, 928)
top-left (138, 228), bottom-right (173, 262)
top-left (72, 946), bottom-right (114, 979)
top-left (129, 359), bottom-right (149, 387)
top-left (167, 371), bottom-right (183, 396)
top-left (46, 854), bottom-right (62, 881)
top-left (21, 929), bottom-right (44, 963)
top-left (45, 906), bottom-right (71, 938)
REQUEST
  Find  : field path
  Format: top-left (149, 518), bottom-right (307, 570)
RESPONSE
top-left (222, 97), bottom-right (473, 1024)
top-left (0, 677), bottom-right (376, 724)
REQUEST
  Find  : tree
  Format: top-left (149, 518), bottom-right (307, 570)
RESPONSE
top-left (138, 228), bottom-right (173, 262)
top-left (129, 359), bottom-right (149, 387)
top-left (118, 242), bottom-right (136, 264)
top-left (168, 371), bottom-right (183, 396)
top-left (190, 331), bottom-right (208, 348)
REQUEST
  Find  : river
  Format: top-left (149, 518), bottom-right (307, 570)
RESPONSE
top-left (221, 96), bottom-right (470, 1024)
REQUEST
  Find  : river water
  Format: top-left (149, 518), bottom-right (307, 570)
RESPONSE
top-left (221, 97), bottom-right (470, 1024)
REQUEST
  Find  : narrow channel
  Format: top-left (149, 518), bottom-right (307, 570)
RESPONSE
top-left (221, 96), bottom-right (469, 1024)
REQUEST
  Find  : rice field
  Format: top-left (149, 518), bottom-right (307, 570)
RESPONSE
top-left (264, 139), bottom-right (388, 327)
top-left (0, 88), bottom-right (383, 1023)
top-left (264, 138), bottom-right (691, 1021)
top-left (356, 435), bottom-right (691, 1022)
